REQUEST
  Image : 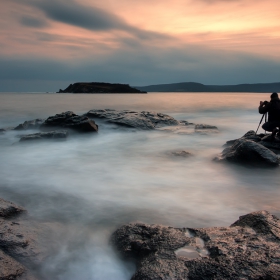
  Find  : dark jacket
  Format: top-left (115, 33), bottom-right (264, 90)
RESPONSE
top-left (259, 99), bottom-right (280, 122)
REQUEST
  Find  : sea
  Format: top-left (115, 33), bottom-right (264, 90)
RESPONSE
top-left (0, 92), bottom-right (279, 279)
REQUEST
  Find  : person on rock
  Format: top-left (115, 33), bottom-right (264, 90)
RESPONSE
top-left (259, 92), bottom-right (280, 141)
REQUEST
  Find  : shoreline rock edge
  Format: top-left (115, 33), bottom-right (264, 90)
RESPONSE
top-left (111, 210), bottom-right (280, 279)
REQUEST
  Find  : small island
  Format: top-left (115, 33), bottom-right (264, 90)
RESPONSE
top-left (58, 82), bottom-right (147, 94)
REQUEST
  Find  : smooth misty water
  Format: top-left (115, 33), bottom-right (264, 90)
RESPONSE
top-left (0, 92), bottom-right (279, 279)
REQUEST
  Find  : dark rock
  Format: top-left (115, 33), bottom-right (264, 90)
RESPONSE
top-left (171, 151), bottom-right (193, 158)
top-left (58, 82), bottom-right (147, 94)
top-left (86, 109), bottom-right (179, 130)
top-left (215, 138), bottom-right (279, 167)
top-left (195, 124), bottom-right (217, 130)
top-left (179, 120), bottom-right (193, 126)
top-left (223, 130), bottom-right (262, 147)
top-left (112, 211), bottom-right (280, 280)
top-left (40, 111), bottom-right (98, 132)
top-left (19, 130), bottom-right (68, 142)
top-left (195, 124), bottom-right (219, 134)
top-left (260, 140), bottom-right (280, 153)
top-left (14, 119), bottom-right (44, 130)
top-left (241, 130), bottom-right (262, 142)
top-left (0, 127), bottom-right (15, 134)
top-left (0, 198), bottom-right (25, 218)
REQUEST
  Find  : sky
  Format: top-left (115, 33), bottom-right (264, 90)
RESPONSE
top-left (1, 0), bottom-right (280, 91)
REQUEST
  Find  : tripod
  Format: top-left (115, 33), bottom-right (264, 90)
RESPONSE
top-left (255, 112), bottom-right (267, 135)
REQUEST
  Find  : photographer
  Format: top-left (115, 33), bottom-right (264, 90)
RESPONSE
top-left (259, 92), bottom-right (280, 140)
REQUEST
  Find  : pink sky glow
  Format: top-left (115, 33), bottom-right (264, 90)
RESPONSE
top-left (1, 0), bottom-right (280, 90)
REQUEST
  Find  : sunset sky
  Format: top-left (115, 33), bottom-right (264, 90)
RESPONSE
top-left (1, 0), bottom-right (280, 91)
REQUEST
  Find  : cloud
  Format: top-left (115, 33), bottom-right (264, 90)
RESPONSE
top-left (20, 16), bottom-right (49, 28)
top-left (36, 0), bottom-right (125, 31)
top-left (15, 0), bottom-right (170, 41)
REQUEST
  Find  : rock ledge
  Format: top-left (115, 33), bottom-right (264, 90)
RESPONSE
top-left (112, 210), bottom-right (280, 279)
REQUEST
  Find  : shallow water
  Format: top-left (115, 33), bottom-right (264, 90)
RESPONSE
top-left (0, 92), bottom-right (279, 279)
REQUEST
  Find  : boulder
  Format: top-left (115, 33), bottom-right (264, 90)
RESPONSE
top-left (224, 130), bottom-right (262, 147)
top-left (195, 124), bottom-right (217, 130)
top-left (0, 198), bottom-right (49, 280)
top-left (0, 198), bottom-right (25, 218)
top-left (111, 211), bottom-right (280, 280)
top-left (40, 111), bottom-right (98, 132)
top-left (14, 119), bottom-right (44, 130)
top-left (195, 124), bottom-right (219, 134)
top-left (215, 138), bottom-right (279, 167)
top-left (19, 130), bottom-right (68, 142)
top-left (171, 151), bottom-right (193, 158)
top-left (260, 140), bottom-right (280, 153)
top-left (86, 109), bottom-right (179, 130)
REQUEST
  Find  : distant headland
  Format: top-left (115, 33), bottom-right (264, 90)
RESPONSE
top-left (58, 82), bottom-right (147, 94)
top-left (135, 82), bottom-right (280, 93)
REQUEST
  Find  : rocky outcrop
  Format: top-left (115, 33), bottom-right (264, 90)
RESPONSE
top-left (14, 119), bottom-right (44, 130)
top-left (58, 82), bottom-right (147, 94)
top-left (0, 198), bottom-right (48, 280)
top-left (112, 210), bottom-right (280, 280)
top-left (86, 109), bottom-right (179, 130)
top-left (19, 130), bottom-right (68, 142)
top-left (215, 138), bottom-right (279, 167)
top-left (0, 198), bottom-right (25, 217)
top-left (40, 111), bottom-right (98, 132)
top-left (216, 130), bottom-right (280, 167)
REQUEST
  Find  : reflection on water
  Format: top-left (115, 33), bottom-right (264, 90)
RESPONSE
top-left (0, 92), bottom-right (279, 279)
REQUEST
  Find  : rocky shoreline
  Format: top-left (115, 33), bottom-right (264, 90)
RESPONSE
top-left (215, 130), bottom-right (280, 167)
top-left (0, 109), bottom-right (217, 143)
top-left (1, 108), bottom-right (280, 167)
top-left (1, 195), bottom-right (279, 279)
top-left (111, 210), bottom-right (280, 279)
top-left (1, 109), bottom-right (280, 278)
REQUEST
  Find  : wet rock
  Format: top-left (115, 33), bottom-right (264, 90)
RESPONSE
top-left (19, 130), bottom-right (68, 142)
top-left (195, 124), bottom-right (219, 134)
top-left (0, 198), bottom-right (25, 218)
top-left (171, 151), bottom-right (193, 157)
top-left (0, 249), bottom-right (25, 279)
top-left (41, 111), bottom-right (98, 132)
top-left (0, 198), bottom-right (49, 280)
top-left (112, 211), bottom-right (280, 280)
top-left (14, 119), bottom-right (44, 130)
top-left (223, 130), bottom-right (262, 147)
top-left (86, 109), bottom-right (179, 130)
top-left (195, 124), bottom-right (217, 130)
top-left (0, 127), bottom-right (15, 134)
top-left (179, 120), bottom-right (191, 126)
top-left (260, 140), bottom-right (280, 153)
top-left (215, 138), bottom-right (279, 167)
